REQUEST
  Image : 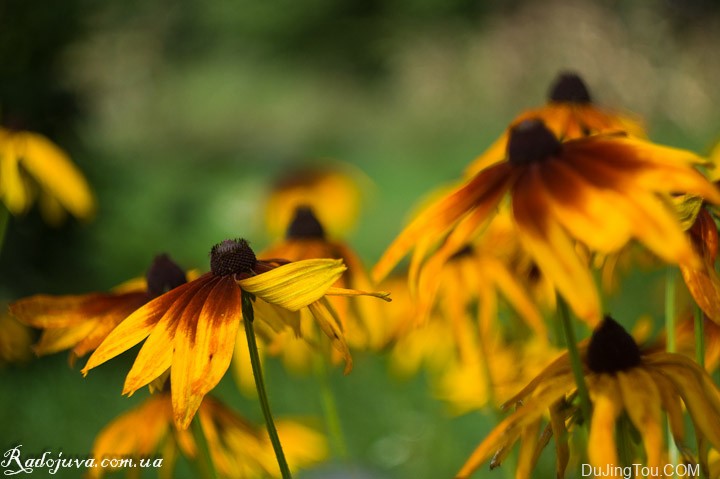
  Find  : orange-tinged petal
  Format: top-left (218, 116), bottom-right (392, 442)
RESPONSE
top-left (617, 369), bottom-right (664, 469)
top-left (516, 420), bottom-right (541, 479)
top-left (172, 276), bottom-right (242, 429)
top-left (646, 369), bottom-right (687, 448)
top-left (588, 375), bottom-right (622, 475)
top-left (19, 131), bottom-right (96, 219)
top-left (455, 373), bottom-right (575, 478)
top-left (549, 400), bottom-right (570, 479)
top-left (512, 168), bottom-right (600, 325)
top-left (33, 322), bottom-right (97, 356)
top-left (83, 276), bottom-right (210, 374)
top-left (540, 158), bottom-right (632, 252)
top-left (239, 259), bottom-right (346, 311)
top-left (373, 162), bottom-right (514, 283)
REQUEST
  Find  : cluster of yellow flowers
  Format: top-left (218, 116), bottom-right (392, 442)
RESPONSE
top-left (4, 70), bottom-right (720, 479)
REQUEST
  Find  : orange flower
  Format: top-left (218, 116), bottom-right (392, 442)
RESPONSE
top-left (10, 254), bottom-right (188, 359)
top-left (374, 119), bottom-right (720, 325)
top-left (83, 239), bottom-right (389, 429)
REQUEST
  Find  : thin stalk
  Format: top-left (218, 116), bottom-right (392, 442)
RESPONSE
top-left (694, 305), bottom-right (705, 368)
top-left (557, 297), bottom-right (591, 423)
top-left (190, 414), bottom-right (218, 479)
top-left (665, 267), bottom-right (679, 470)
top-left (313, 355), bottom-right (348, 459)
top-left (242, 291), bottom-right (292, 479)
top-left (0, 204), bottom-right (9, 257)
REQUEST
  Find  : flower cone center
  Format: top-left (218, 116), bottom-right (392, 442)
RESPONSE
top-left (587, 316), bottom-right (642, 374)
top-left (146, 254), bottom-right (187, 297)
top-left (548, 72), bottom-right (592, 103)
top-left (507, 119), bottom-right (562, 166)
top-left (210, 239), bottom-right (257, 276)
top-left (286, 206), bottom-right (325, 239)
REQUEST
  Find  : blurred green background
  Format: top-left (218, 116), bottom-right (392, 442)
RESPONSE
top-left (2, 0), bottom-right (720, 477)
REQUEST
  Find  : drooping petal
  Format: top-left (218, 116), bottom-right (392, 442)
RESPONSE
top-left (239, 259), bottom-right (346, 311)
top-left (0, 138), bottom-right (31, 214)
top-left (646, 369), bottom-right (689, 454)
top-left (617, 368), bottom-right (664, 469)
top-left (516, 419), bottom-right (542, 479)
top-left (307, 298), bottom-right (352, 374)
top-left (512, 167), bottom-right (601, 325)
top-left (588, 375), bottom-right (622, 474)
top-left (18, 131), bottom-right (96, 219)
top-left (372, 162), bottom-right (514, 283)
top-left (82, 276), bottom-right (212, 374)
top-left (172, 276), bottom-right (242, 429)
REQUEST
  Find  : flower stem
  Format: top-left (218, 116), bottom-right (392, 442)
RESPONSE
top-left (665, 267), bottom-right (679, 470)
top-left (0, 204), bottom-right (9, 257)
top-left (191, 414), bottom-right (218, 479)
top-left (313, 354), bottom-right (348, 459)
top-left (241, 291), bottom-right (292, 479)
top-left (557, 297), bottom-right (591, 423)
top-left (694, 305), bottom-right (705, 368)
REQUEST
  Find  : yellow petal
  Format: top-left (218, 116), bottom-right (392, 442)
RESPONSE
top-left (588, 375), bottom-right (622, 474)
top-left (512, 169), bottom-right (601, 325)
top-left (18, 131), bottom-right (96, 219)
top-left (239, 259), bottom-right (346, 312)
top-left (324, 286), bottom-right (391, 302)
top-left (307, 298), bottom-right (352, 374)
top-left (617, 369), bottom-right (664, 469)
top-left (172, 277), bottom-right (242, 429)
top-left (0, 137), bottom-right (31, 214)
top-left (516, 419), bottom-right (541, 479)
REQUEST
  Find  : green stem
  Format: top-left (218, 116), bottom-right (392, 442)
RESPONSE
top-left (0, 204), bottom-right (9, 258)
top-left (190, 414), bottom-right (218, 479)
top-left (665, 267), bottom-right (679, 470)
top-left (694, 305), bottom-right (705, 368)
top-left (242, 291), bottom-right (292, 479)
top-left (313, 354), bottom-right (348, 459)
top-left (557, 297), bottom-right (591, 423)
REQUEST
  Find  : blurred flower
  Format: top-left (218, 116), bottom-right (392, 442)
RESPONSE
top-left (373, 119), bottom-right (720, 325)
top-left (671, 312), bottom-right (720, 373)
top-left (89, 392), bottom-right (327, 479)
top-left (9, 254), bottom-right (188, 361)
top-left (83, 239), bottom-right (389, 429)
top-left (0, 309), bottom-right (34, 366)
top-left (0, 127), bottom-right (95, 224)
top-left (465, 71), bottom-right (645, 177)
top-left (456, 317), bottom-right (720, 479)
top-left (264, 163), bottom-right (368, 239)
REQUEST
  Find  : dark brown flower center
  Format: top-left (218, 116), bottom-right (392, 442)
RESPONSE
top-left (587, 316), bottom-right (642, 374)
top-left (286, 206), bottom-right (325, 239)
top-left (507, 119), bottom-right (562, 166)
top-left (548, 72), bottom-right (592, 103)
top-left (210, 239), bottom-right (257, 276)
top-left (146, 254), bottom-right (187, 297)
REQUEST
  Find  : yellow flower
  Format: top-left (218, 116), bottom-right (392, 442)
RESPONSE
top-left (456, 317), bottom-right (720, 479)
top-left (0, 127), bottom-right (95, 223)
top-left (264, 163), bottom-right (367, 239)
top-left (82, 239), bottom-right (389, 429)
top-left (373, 119), bottom-right (720, 325)
top-left (465, 71), bottom-right (645, 177)
top-left (0, 309), bottom-right (34, 366)
top-left (89, 392), bottom-right (327, 479)
top-left (9, 254), bottom-right (188, 360)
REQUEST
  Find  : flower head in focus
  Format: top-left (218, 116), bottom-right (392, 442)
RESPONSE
top-left (374, 119), bottom-right (720, 324)
top-left (89, 392), bottom-right (327, 479)
top-left (456, 316), bottom-right (720, 478)
top-left (83, 238), bottom-right (390, 429)
top-left (0, 127), bottom-right (95, 224)
top-left (465, 71), bottom-right (645, 177)
top-left (10, 254), bottom-right (188, 360)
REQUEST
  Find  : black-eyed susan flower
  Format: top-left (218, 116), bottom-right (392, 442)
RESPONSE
top-left (465, 71), bottom-right (645, 177)
top-left (264, 163), bottom-right (368, 239)
top-left (9, 254), bottom-right (188, 360)
top-left (0, 127), bottom-right (95, 224)
top-left (456, 316), bottom-right (720, 479)
top-left (373, 119), bottom-right (720, 325)
top-left (83, 239), bottom-right (389, 429)
top-left (89, 392), bottom-right (327, 479)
